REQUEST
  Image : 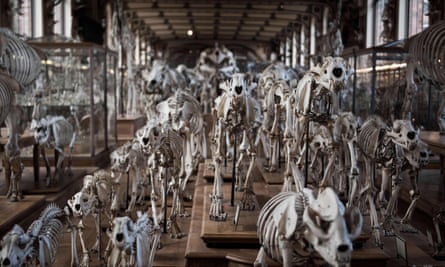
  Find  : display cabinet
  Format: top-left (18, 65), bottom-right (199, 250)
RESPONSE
top-left (342, 45), bottom-right (441, 130)
top-left (19, 41), bottom-right (118, 163)
top-left (341, 46), bottom-right (407, 123)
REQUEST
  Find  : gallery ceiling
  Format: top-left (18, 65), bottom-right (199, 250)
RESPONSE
top-left (122, 0), bottom-right (336, 47)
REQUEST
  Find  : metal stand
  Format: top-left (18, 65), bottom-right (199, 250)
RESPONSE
top-left (231, 133), bottom-right (237, 207)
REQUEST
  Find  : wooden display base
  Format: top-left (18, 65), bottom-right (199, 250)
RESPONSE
top-left (201, 185), bottom-right (259, 247)
top-left (256, 158), bottom-right (286, 184)
top-left (185, 162), bottom-right (391, 267)
top-left (203, 159), bottom-right (234, 182)
top-left (0, 195), bottom-right (46, 236)
top-left (117, 114), bottom-right (146, 145)
top-left (22, 168), bottom-right (88, 194)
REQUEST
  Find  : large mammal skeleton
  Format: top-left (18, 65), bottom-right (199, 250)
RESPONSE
top-left (0, 28), bottom-right (42, 200)
top-left (136, 120), bottom-right (187, 238)
top-left (255, 187), bottom-right (362, 267)
top-left (31, 115), bottom-right (76, 186)
top-left (257, 62), bottom-right (299, 172)
top-left (210, 73), bottom-right (262, 220)
top-left (402, 22), bottom-right (445, 121)
top-left (110, 141), bottom-right (148, 214)
top-left (356, 116), bottom-right (427, 246)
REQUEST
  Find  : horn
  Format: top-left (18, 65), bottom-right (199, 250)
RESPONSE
top-left (303, 206), bottom-right (334, 240)
top-left (345, 206), bottom-right (363, 240)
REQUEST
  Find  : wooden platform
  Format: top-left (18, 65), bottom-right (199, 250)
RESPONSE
top-left (256, 158), bottom-right (286, 184)
top-left (203, 159), bottom-right (235, 182)
top-left (0, 195), bottom-right (46, 236)
top-left (117, 114), bottom-right (146, 145)
top-left (185, 162), bottom-right (394, 267)
top-left (201, 185), bottom-right (259, 246)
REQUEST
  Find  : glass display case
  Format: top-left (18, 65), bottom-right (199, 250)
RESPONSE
top-left (19, 41), bottom-right (117, 161)
top-left (341, 46), bottom-right (408, 124)
top-left (342, 45), bottom-right (441, 130)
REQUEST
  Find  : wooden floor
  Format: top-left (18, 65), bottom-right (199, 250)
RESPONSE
top-left (1, 157), bottom-right (445, 267)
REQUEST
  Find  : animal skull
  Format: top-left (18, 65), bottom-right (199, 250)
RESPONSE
top-left (303, 187), bottom-right (362, 267)
top-left (387, 119), bottom-right (418, 151)
top-left (136, 122), bottom-right (164, 155)
top-left (318, 57), bottom-right (347, 94)
top-left (0, 225), bottom-right (30, 267)
top-left (109, 216), bottom-right (135, 252)
top-left (110, 143), bottom-right (132, 174)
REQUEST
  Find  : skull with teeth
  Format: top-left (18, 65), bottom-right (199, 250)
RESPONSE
top-left (387, 119), bottom-right (418, 151)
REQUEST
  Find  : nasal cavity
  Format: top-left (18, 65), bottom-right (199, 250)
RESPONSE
top-left (142, 137), bottom-right (149, 145)
top-left (116, 233), bottom-right (124, 242)
top-left (235, 85), bottom-right (243, 94)
top-left (3, 258), bottom-right (10, 266)
top-left (407, 131), bottom-right (416, 140)
top-left (333, 67), bottom-right (343, 78)
top-left (150, 80), bottom-right (156, 85)
top-left (75, 204), bottom-right (81, 211)
top-left (338, 244), bottom-right (349, 253)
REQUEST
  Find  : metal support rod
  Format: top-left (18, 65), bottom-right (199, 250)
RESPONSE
top-left (163, 167), bottom-right (168, 233)
top-left (304, 120), bottom-right (309, 187)
top-left (231, 133), bottom-right (237, 207)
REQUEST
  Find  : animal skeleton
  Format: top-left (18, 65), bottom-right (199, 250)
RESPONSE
top-left (0, 204), bottom-right (64, 267)
top-left (283, 57), bottom-right (348, 190)
top-left (142, 60), bottom-right (186, 117)
top-left (257, 62), bottom-right (299, 172)
top-left (156, 89), bottom-right (206, 175)
top-left (66, 170), bottom-right (114, 267)
top-left (110, 141), bottom-right (149, 214)
top-left (196, 43), bottom-right (238, 113)
top-left (356, 116), bottom-right (425, 246)
top-left (377, 119), bottom-right (428, 234)
top-left (136, 120), bottom-right (187, 238)
top-left (254, 187), bottom-right (362, 267)
top-left (106, 211), bottom-right (160, 267)
top-left (402, 22), bottom-right (445, 120)
top-left (0, 28), bottom-right (42, 90)
top-left (31, 115), bottom-right (76, 186)
top-left (3, 105), bottom-right (27, 202)
top-left (210, 73), bottom-right (262, 219)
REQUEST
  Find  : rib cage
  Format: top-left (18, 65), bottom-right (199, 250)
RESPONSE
top-left (409, 22), bottom-right (445, 84)
top-left (257, 191), bottom-right (309, 265)
top-left (27, 203), bottom-right (64, 266)
top-left (0, 28), bottom-right (42, 88)
top-left (0, 75), bottom-right (16, 124)
top-left (357, 116), bottom-right (385, 158)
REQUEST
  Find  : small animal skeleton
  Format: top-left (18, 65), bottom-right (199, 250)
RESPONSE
top-left (31, 115), bottom-right (76, 186)
top-left (66, 170), bottom-right (114, 267)
top-left (254, 187), bottom-right (362, 267)
top-left (110, 141), bottom-right (148, 214)
top-left (106, 211), bottom-right (160, 267)
top-left (0, 204), bottom-right (65, 267)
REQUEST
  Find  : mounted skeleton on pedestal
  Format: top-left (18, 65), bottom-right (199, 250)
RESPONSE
top-left (0, 28), bottom-right (42, 201)
top-left (31, 115), bottom-right (76, 186)
top-left (257, 62), bottom-right (299, 172)
top-left (136, 119), bottom-right (188, 238)
top-left (255, 187), bottom-right (362, 267)
top-left (65, 170), bottom-right (114, 267)
top-left (210, 73), bottom-right (262, 220)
